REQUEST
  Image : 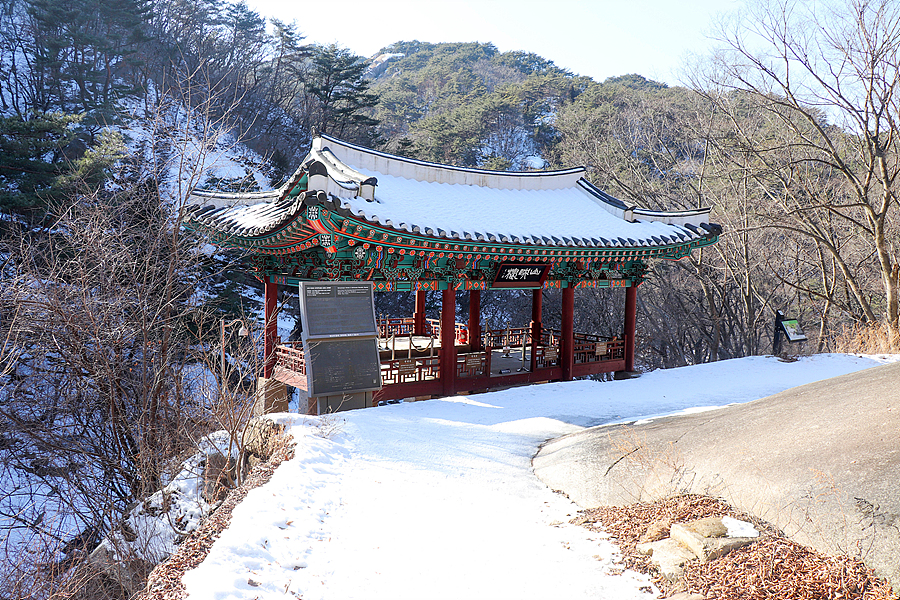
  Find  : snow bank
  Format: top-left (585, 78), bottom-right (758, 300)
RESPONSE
top-left (181, 354), bottom-right (896, 599)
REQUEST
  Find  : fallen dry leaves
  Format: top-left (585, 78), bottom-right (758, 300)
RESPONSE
top-left (572, 494), bottom-right (896, 599)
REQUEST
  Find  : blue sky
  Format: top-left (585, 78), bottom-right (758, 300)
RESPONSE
top-left (245, 0), bottom-right (742, 86)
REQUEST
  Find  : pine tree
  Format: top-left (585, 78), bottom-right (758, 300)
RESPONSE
top-left (0, 113), bottom-right (79, 214)
top-left (306, 44), bottom-right (379, 144)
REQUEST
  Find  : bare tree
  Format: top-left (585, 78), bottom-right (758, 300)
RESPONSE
top-left (692, 0), bottom-right (900, 340)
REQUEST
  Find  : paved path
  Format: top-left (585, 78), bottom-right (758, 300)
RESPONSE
top-left (534, 361), bottom-right (900, 588)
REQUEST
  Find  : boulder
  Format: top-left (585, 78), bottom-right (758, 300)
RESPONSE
top-left (242, 417), bottom-right (286, 461)
top-left (669, 517), bottom-right (756, 562)
top-left (635, 537), bottom-right (697, 581)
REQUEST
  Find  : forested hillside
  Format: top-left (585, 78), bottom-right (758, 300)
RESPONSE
top-left (1, 0), bottom-right (899, 597)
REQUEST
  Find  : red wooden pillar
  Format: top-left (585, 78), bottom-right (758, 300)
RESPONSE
top-left (468, 290), bottom-right (481, 351)
top-left (624, 283), bottom-right (637, 372)
top-left (264, 279), bottom-right (278, 378)
top-left (414, 289), bottom-right (427, 336)
top-left (530, 289), bottom-right (542, 372)
top-left (441, 287), bottom-right (457, 396)
top-left (561, 285), bottom-right (575, 381)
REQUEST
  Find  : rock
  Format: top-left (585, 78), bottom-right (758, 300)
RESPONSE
top-left (87, 542), bottom-right (152, 595)
top-left (202, 452), bottom-right (235, 503)
top-left (640, 519), bottom-right (671, 543)
top-left (683, 516), bottom-right (728, 538)
top-left (670, 518), bottom-right (756, 562)
top-left (702, 536), bottom-right (758, 561)
top-left (635, 538), bottom-right (697, 581)
top-left (242, 417), bottom-right (286, 461)
top-left (253, 377), bottom-right (289, 416)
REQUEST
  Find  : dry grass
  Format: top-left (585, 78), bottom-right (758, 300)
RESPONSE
top-left (830, 322), bottom-right (900, 354)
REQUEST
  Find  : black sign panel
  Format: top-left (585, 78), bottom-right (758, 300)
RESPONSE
top-left (300, 282), bottom-right (378, 338)
top-left (305, 337), bottom-right (383, 396)
top-left (492, 263), bottom-right (552, 288)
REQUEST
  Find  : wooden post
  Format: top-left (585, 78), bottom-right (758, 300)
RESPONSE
top-left (414, 289), bottom-right (427, 336)
top-left (624, 283), bottom-right (637, 372)
top-left (530, 288), bottom-right (542, 372)
top-left (468, 290), bottom-right (481, 351)
top-left (441, 287), bottom-right (457, 396)
top-left (561, 285), bottom-right (574, 381)
top-left (264, 279), bottom-right (278, 378)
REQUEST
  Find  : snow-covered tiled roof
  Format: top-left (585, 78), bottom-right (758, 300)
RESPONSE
top-left (187, 135), bottom-right (721, 250)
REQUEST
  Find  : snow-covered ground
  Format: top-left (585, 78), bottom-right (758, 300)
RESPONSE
top-left (181, 354), bottom-right (896, 599)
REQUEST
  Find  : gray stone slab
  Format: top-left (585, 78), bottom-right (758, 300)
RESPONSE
top-left (635, 537), bottom-right (697, 581)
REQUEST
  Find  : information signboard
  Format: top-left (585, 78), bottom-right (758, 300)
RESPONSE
top-left (299, 281), bottom-right (383, 398)
top-left (304, 337), bottom-right (383, 396)
top-left (492, 263), bottom-right (552, 288)
top-left (779, 319), bottom-right (808, 342)
top-left (299, 282), bottom-right (378, 338)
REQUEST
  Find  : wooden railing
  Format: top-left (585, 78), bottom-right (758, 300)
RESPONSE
top-left (380, 355), bottom-right (440, 385)
top-left (456, 351), bottom-right (489, 378)
top-left (274, 341), bottom-right (306, 375)
top-left (427, 317), bottom-right (468, 342)
top-left (482, 326), bottom-right (531, 349)
top-left (575, 337), bottom-right (625, 364)
top-left (272, 330), bottom-right (625, 394)
top-left (377, 317), bottom-right (422, 337)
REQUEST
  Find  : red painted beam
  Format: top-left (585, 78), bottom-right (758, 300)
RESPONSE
top-left (573, 360), bottom-right (625, 378)
top-left (414, 289), bottom-right (427, 336)
top-left (374, 380), bottom-right (443, 404)
top-left (441, 288), bottom-right (457, 396)
top-left (530, 289), bottom-right (542, 373)
top-left (624, 284), bottom-right (637, 372)
top-left (468, 290), bottom-right (481, 351)
top-left (561, 286), bottom-right (575, 381)
top-left (264, 279), bottom-right (278, 379)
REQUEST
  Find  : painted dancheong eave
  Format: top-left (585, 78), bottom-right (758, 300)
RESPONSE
top-left (185, 134), bottom-right (722, 287)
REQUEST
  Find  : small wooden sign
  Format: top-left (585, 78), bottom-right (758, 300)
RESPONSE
top-left (595, 341), bottom-right (608, 356)
top-left (544, 348), bottom-right (558, 361)
top-left (492, 263), bottom-right (552, 288)
top-left (464, 355), bottom-right (482, 368)
top-left (397, 359), bottom-right (417, 375)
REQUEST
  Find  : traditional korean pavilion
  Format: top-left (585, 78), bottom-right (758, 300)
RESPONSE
top-left (187, 134), bottom-right (721, 412)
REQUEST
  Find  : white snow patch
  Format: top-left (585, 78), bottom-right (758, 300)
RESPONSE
top-left (722, 516), bottom-right (760, 539)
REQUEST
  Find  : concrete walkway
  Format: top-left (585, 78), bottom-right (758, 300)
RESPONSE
top-left (534, 360), bottom-right (900, 588)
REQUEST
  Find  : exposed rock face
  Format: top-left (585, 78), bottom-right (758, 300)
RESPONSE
top-left (91, 420), bottom-right (291, 595)
top-left (242, 417), bottom-right (287, 469)
top-left (534, 361), bottom-right (900, 587)
top-left (202, 452), bottom-right (236, 504)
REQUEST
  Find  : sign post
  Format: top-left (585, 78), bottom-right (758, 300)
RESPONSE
top-left (773, 310), bottom-right (807, 356)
